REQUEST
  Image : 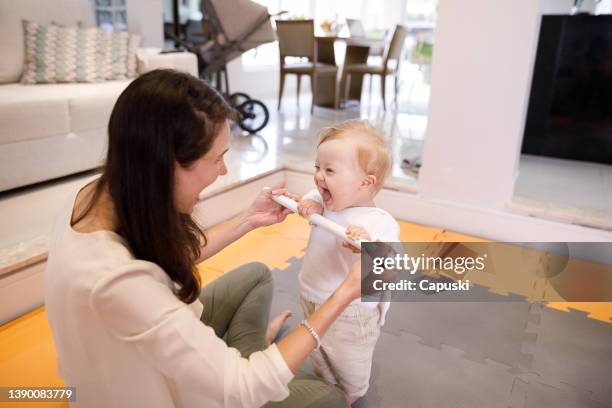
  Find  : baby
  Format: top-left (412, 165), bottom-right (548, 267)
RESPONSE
top-left (297, 119), bottom-right (400, 404)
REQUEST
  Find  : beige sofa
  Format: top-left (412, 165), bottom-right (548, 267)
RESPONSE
top-left (0, 0), bottom-right (198, 192)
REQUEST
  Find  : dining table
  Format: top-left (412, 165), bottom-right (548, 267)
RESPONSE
top-left (313, 33), bottom-right (386, 109)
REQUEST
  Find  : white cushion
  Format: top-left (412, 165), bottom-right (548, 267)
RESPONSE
top-left (0, 80), bottom-right (130, 143)
top-left (66, 80), bottom-right (131, 132)
top-left (0, 84), bottom-right (69, 144)
top-left (0, 128), bottom-right (107, 192)
top-left (0, 0), bottom-right (95, 84)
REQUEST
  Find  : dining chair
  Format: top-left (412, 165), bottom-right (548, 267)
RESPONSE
top-left (341, 24), bottom-right (408, 110)
top-left (275, 19), bottom-right (338, 112)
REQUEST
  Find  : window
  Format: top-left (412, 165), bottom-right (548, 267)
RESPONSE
top-left (95, 0), bottom-right (128, 32)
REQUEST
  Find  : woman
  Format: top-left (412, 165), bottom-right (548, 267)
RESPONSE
top-left (44, 69), bottom-right (361, 408)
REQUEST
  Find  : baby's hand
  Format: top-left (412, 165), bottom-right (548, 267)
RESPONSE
top-left (297, 199), bottom-right (324, 218)
top-left (341, 226), bottom-right (371, 253)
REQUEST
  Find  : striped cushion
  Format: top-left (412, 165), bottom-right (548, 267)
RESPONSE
top-left (98, 30), bottom-right (140, 81)
top-left (21, 20), bottom-right (140, 84)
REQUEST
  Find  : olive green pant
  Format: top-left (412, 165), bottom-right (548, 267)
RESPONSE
top-left (199, 262), bottom-right (349, 408)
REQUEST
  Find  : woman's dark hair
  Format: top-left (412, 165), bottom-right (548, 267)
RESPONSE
top-left (75, 69), bottom-right (236, 303)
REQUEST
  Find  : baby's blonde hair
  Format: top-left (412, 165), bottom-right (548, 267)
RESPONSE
top-left (317, 119), bottom-right (391, 190)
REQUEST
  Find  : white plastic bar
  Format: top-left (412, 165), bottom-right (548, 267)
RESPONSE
top-left (272, 194), bottom-right (362, 249)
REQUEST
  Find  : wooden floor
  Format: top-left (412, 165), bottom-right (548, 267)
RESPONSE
top-left (0, 214), bottom-right (609, 407)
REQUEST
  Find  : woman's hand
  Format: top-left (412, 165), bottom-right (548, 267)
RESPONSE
top-left (243, 180), bottom-right (299, 229)
top-left (297, 199), bottom-right (323, 218)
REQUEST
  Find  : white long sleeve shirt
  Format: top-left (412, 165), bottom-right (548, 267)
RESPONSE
top-left (44, 186), bottom-right (293, 408)
top-left (298, 190), bottom-right (400, 325)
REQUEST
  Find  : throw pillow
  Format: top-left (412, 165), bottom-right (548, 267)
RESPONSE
top-left (98, 29), bottom-right (140, 81)
top-left (21, 20), bottom-right (140, 84)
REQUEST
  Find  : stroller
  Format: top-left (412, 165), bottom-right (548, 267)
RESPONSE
top-left (170, 0), bottom-right (280, 134)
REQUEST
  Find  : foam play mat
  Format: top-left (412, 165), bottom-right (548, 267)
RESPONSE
top-left (1, 214), bottom-right (610, 407)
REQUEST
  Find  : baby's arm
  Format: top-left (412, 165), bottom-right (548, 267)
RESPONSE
top-left (297, 190), bottom-right (324, 218)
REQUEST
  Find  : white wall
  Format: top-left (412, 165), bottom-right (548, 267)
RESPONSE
top-left (227, 58), bottom-right (281, 99)
top-left (541, 0), bottom-right (598, 14)
top-left (381, 0), bottom-right (407, 29)
top-left (127, 0), bottom-right (164, 48)
top-left (419, 0), bottom-right (542, 210)
top-left (595, 0), bottom-right (612, 13)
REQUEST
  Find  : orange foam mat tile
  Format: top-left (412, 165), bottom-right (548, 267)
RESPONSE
top-left (0, 308), bottom-right (67, 408)
top-left (257, 214), bottom-right (312, 242)
top-left (396, 220), bottom-right (489, 243)
top-left (201, 214), bottom-right (308, 274)
top-left (398, 220), bottom-right (440, 242)
top-left (432, 230), bottom-right (490, 242)
top-left (197, 264), bottom-right (225, 287)
top-left (545, 302), bottom-right (612, 324)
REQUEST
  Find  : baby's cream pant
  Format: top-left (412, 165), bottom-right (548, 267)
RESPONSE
top-left (300, 296), bottom-right (381, 398)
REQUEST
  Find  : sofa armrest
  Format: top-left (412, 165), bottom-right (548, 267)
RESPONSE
top-left (136, 48), bottom-right (199, 77)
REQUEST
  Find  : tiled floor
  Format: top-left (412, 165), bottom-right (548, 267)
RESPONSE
top-left (511, 155), bottom-right (612, 230)
top-left (1, 65), bottom-right (612, 271)
top-left (514, 154), bottom-right (612, 215)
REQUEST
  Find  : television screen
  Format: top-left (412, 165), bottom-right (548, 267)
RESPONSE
top-left (522, 14), bottom-right (612, 165)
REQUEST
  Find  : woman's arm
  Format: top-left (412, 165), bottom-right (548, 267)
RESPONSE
top-left (196, 211), bottom-right (253, 262)
top-left (276, 261), bottom-right (361, 372)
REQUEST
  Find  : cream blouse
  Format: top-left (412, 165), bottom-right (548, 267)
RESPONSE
top-left (44, 186), bottom-right (293, 407)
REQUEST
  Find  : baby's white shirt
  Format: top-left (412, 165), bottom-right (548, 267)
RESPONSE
top-left (298, 189), bottom-right (400, 325)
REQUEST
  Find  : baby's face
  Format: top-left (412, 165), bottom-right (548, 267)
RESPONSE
top-left (314, 138), bottom-right (370, 211)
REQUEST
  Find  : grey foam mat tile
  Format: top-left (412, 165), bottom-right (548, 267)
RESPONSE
top-left (366, 331), bottom-right (515, 408)
top-left (271, 256), bottom-right (302, 295)
top-left (523, 307), bottom-right (612, 405)
top-left (382, 295), bottom-right (534, 369)
top-left (510, 376), bottom-right (610, 408)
